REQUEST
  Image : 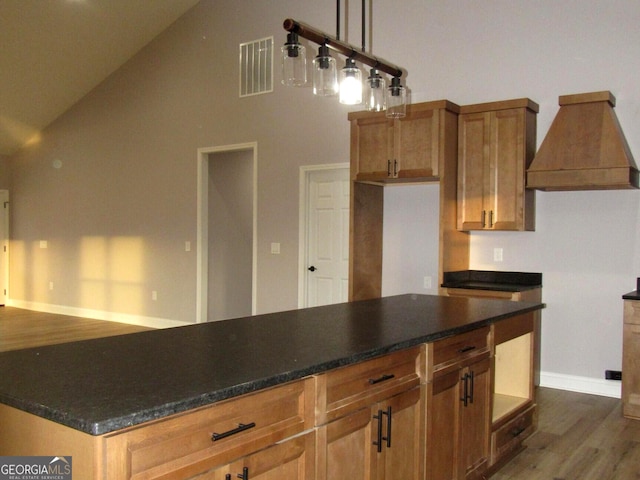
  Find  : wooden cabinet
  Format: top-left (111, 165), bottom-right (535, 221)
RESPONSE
top-left (349, 101), bottom-right (457, 182)
top-left (457, 99), bottom-right (538, 231)
top-left (316, 348), bottom-right (424, 480)
top-left (102, 378), bottom-right (315, 480)
top-left (425, 327), bottom-right (492, 480)
top-left (623, 300), bottom-right (640, 419)
top-left (348, 100), bottom-right (467, 301)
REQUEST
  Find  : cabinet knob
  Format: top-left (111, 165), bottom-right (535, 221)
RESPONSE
top-left (308, 266), bottom-right (317, 272)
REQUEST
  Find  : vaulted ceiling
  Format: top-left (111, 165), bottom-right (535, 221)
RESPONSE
top-left (0, 0), bottom-right (200, 156)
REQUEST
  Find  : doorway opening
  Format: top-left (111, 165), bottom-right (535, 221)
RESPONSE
top-left (197, 144), bottom-right (257, 323)
top-left (298, 164), bottom-right (349, 308)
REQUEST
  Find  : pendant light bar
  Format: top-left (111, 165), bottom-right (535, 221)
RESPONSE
top-left (283, 18), bottom-right (403, 79)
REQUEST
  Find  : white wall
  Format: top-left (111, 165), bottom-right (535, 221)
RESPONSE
top-left (6, 0), bottom-right (640, 394)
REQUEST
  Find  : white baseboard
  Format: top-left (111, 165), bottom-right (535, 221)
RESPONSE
top-left (540, 371), bottom-right (621, 399)
top-left (6, 299), bottom-right (190, 329)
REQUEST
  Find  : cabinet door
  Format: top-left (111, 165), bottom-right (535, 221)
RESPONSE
top-left (489, 108), bottom-right (526, 231)
top-left (352, 115), bottom-right (394, 181)
top-left (459, 357), bottom-right (491, 479)
top-left (425, 371), bottom-right (459, 480)
top-left (395, 107), bottom-right (440, 179)
top-left (457, 112), bottom-right (490, 230)
top-left (378, 387), bottom-right (424, 480)
top-left (623, 323), bottom-right (640, 419)
top-left (317, 407), bottom-right (377, 480)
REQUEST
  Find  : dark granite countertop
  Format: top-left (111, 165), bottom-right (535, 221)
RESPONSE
top-left (442, 270), bottom-right (542, 292)
top-left (623, 291), bottom-right (640, 300)
top-left (0, 294), bottom-right (543, 436)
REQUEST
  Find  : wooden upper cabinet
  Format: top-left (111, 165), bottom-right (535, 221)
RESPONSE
top-left (349, 101), bottom-right (459, 182)
top-left (457, 99), bottom-right (538, 231)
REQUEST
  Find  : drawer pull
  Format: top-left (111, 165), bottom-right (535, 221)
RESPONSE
top-left (369, 373), bottom-right (395, 385)
top-left (510, 426), bottom-right (526, 438)
top-left (211, 422), bottom-right (256, 442)
top-left (237, 467), bottom-right (249, 479)
top-left (372, 407), bottom-right (392, 452)
top-left (458, 345), bottom-right (476, 353)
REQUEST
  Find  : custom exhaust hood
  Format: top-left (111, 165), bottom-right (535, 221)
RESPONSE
top-left (526, 91), bottom-right (639, 191)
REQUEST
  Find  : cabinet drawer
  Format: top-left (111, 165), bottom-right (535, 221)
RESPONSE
top-left (490, 405), bottom-right (535, 465)
top-left (103, 378), bottom-right (314, 480)
top-left (431, 327), bottom-right (490, 372)
top-left (624, 300), bottom-right (640, 325)
top-left (315, 347), bottom-right (421, 424)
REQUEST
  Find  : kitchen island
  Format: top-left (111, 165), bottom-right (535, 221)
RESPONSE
top-left (0, 294), bottom-right (544, 479)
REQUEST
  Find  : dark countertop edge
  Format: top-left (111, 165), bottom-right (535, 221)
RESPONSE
top-left (440, 282), bottom-right (542, 292)
top-left (623, 291), bottom-right (640, 300)
top-left (41, 302), bottom-right (546, 436)
top-left (441, 270), bottom-right (542, 292)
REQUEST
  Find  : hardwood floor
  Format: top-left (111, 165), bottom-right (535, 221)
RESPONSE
top-left (1, 307), bottom-right (638, 478)
top-left (492, 387), bottom-right (640, 479)
top-left (0, 306), bottom-right (151, 352)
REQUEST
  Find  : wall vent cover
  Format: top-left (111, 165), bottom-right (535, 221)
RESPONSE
top-left (239, 36), bottom-right (274, 97)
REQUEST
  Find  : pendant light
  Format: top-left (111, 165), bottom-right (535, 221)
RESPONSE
top-left (365, 68), bottom-right (386, 112)
top-left (312, 44), bottom-right (339, 96)
top-left (386, 76), bottom-right (406, 118)
top-left (281, 32), bottom-right (307, 87)
top-left (339, 58), bottom-right (362, 105)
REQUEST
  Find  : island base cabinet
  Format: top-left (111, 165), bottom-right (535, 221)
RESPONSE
top-left (425, 358), bottom-right (491, 480)
top-left (623, 300), bottom-right (640, 419)
top-left (316, 387), bottom-right (424, 480)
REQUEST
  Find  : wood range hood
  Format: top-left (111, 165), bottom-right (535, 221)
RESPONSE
top-left (526, 91), bottom-right (639, 191)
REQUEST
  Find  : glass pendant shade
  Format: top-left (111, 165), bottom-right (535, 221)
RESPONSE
top-left (312, 44), bottom-right (338, 96)
top-left (386, 76), bottom-right (406, 118)
top-left (365, 69), bottom-right (386, 112)
top-left (339, 58), bottom-right (363, 105)
top-left (281, 33), bottom-right (307, 86)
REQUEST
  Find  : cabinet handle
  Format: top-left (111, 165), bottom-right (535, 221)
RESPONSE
top-left (469, 370), bottom-right (475, 404)
top-left (393, 159), bottom-right (398, 176)
top-left (237, 467), bottom-right (249, 479)
top-left (461, 373), bottom-right (469, 406)
top-left (226, 475), bottom-right (231, 480)
top-left (382, 406), bottom-right (392, 449)
top-left (369, 373), bottom-right (395, 385)
top-left (510, 426), bottom-right (526, 438)
top-left (489, 210), bottom-right (494, 228)
top-left (373, 409), bottom-right (384, 452)
top-left (458, 345), bottom-right (476, 353)
top-left (481, 210), bottom-right (486, 228)
top-left (211, 422), bottom-right (256, 442)
top-left (373, 406), bottom-right (392, 452)
top-left (387, 160), bottom-right (392, 176)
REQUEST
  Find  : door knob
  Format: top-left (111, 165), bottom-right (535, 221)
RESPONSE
top-left (308, 266), bottom-right (316, 272)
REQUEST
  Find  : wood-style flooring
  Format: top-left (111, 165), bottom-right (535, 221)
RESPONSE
top-left (0, 305), bottom-right (151, 352)
top-left (1, 307), bottom-right (639, 478)
top-left (492, 387), bottom-right (640, 479)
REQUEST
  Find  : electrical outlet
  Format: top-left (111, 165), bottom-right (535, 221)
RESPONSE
top-left (271, 243), bottom-right (281, 254)
top-left (185, 241), bottom-right (191, 252)
top-left (423, 276), bottom-right (432, 289)
top-left (493, 248), bottom-right (503, 262)
top-left (152, 291), bottom-right (158, 301)
top-left (605, 370), bottom-right (622, 380)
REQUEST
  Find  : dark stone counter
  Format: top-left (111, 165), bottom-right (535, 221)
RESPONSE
top-left (442, 270), bottom-right (542, 292)
top-left (0, 294), bottom-right (543, 436)
top-left (623, 291), bottom-right (640, 300)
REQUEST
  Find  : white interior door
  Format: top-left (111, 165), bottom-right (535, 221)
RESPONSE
top-left (0, 190), bottom-right (8, 306)
top-left (300, 166), bottom-right (349, 307)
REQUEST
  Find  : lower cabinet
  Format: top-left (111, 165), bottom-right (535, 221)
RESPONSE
top-left (425, 354), bottom-right (491, 480)
top-left (317, 387), bottom-right (424, 480)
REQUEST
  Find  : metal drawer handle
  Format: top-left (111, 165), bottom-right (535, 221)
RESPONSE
top-left (212, 422), bottom-right (256, 442)
top-left (510, 426), bottom-right (526, 438)
top-left (458, 345), bottom-right (476, 353)
top-left (369, 373), bottom-right (395, 385)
